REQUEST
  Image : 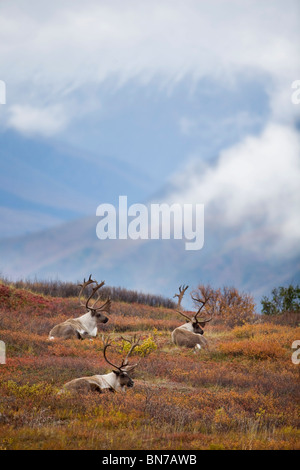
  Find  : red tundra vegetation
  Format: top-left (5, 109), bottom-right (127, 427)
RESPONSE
top-left (0, 281), bottom-right (299, 450)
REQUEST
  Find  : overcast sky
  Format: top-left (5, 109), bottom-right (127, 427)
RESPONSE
top-left (0, 1), bottom-right (299, 294)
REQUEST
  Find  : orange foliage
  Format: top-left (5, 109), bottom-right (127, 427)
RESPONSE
top-left (0, 282), bottom-right (299, 450)
top-left (192, 284), bottom-right (256, 326)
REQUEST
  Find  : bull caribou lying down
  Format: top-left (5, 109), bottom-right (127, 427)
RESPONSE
top-left (60, 336), bottom-right (140, 394)
top-left (49, 275), bottom-right (111, 340)
top-left (172, 285), bottom-right (213, 351)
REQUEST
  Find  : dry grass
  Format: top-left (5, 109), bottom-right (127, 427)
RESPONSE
top-left (0, 281), bottom-right (299, 450)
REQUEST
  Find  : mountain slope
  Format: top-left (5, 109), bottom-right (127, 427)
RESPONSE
top-left (1, 214), bottom-right (299, 309)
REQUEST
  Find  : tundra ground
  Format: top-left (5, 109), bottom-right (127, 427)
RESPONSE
top-left (0, 282), bottom-right (299, 450)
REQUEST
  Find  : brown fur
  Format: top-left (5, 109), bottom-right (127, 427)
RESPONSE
top-left (63, 378), bottom-right (102, 393)
top-left (61, 371), bottom-right (134, 395)
top-left (49, 321), bottom-right (83, 340)
top-left (49, 276), bottom-right (111, 340)
top-left (172, 328), bottom-right (208, 349)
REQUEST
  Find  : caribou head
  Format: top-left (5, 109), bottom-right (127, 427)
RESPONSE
top-left (49, 275), bottom-right (111, 340)
top-left (171, 285), bottom-right (213, 350)
top-left (78, 275), bottom-right (111, 323)
top-left (102, 335), bottom-right (141, 389)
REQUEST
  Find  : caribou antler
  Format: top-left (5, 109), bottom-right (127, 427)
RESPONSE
top-left (78, 275), bottom-right (111, 313)
top-left (120, 334), bottom-right (141, 370)
top-left (94, 297), bottom-right (111, 314)
top-left (102, 336), bottom-right (122, 371)
top-left (173, 285), bottom-right (213, 324)
top-left (103, 335), bottom-right (140, 372)
top-left (173, 285), bottom-right (192, 321)
top-left (78, 275), bottom-right (96, 308)
top-left (88, 283), bottom-right (111, 313)
top-left (85, 281), bottom-right (105, 310)
top-left (191, 288), bottom-right (213, 323)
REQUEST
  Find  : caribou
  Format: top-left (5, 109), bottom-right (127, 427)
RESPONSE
top-left (60, 336), bottom-right (140, 394)
top-left (171, 285), bottom-right (212, 351)
top-left (49, 275), bottom-right (111, 340)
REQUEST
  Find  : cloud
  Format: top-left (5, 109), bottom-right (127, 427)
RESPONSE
top-left (7, 104), bottom-right (68, 137)
top-left (0, 0), bottom-right (299, 135)
top-left (165, 123), bottom-right (300, 259)
top-left (178, 111), bottom-right (264, 143)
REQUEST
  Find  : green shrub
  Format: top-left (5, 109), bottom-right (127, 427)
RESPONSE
top-left (261, 285), bottom-right (300, 315)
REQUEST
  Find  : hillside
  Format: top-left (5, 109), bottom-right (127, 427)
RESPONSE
top-left (1, 213), bottom-right (300, 308)
top-left (0, 282), bottom-right (299, 450)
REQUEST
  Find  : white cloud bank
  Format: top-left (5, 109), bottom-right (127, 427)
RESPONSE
top-left (0, 0), bottom-right (299, 262)
top-left (166, 123), bottom-right (300, 259)
top-left (0, 0), bottom-right (299, 135)
top-left (7, 105), bottom-right (68, 137)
